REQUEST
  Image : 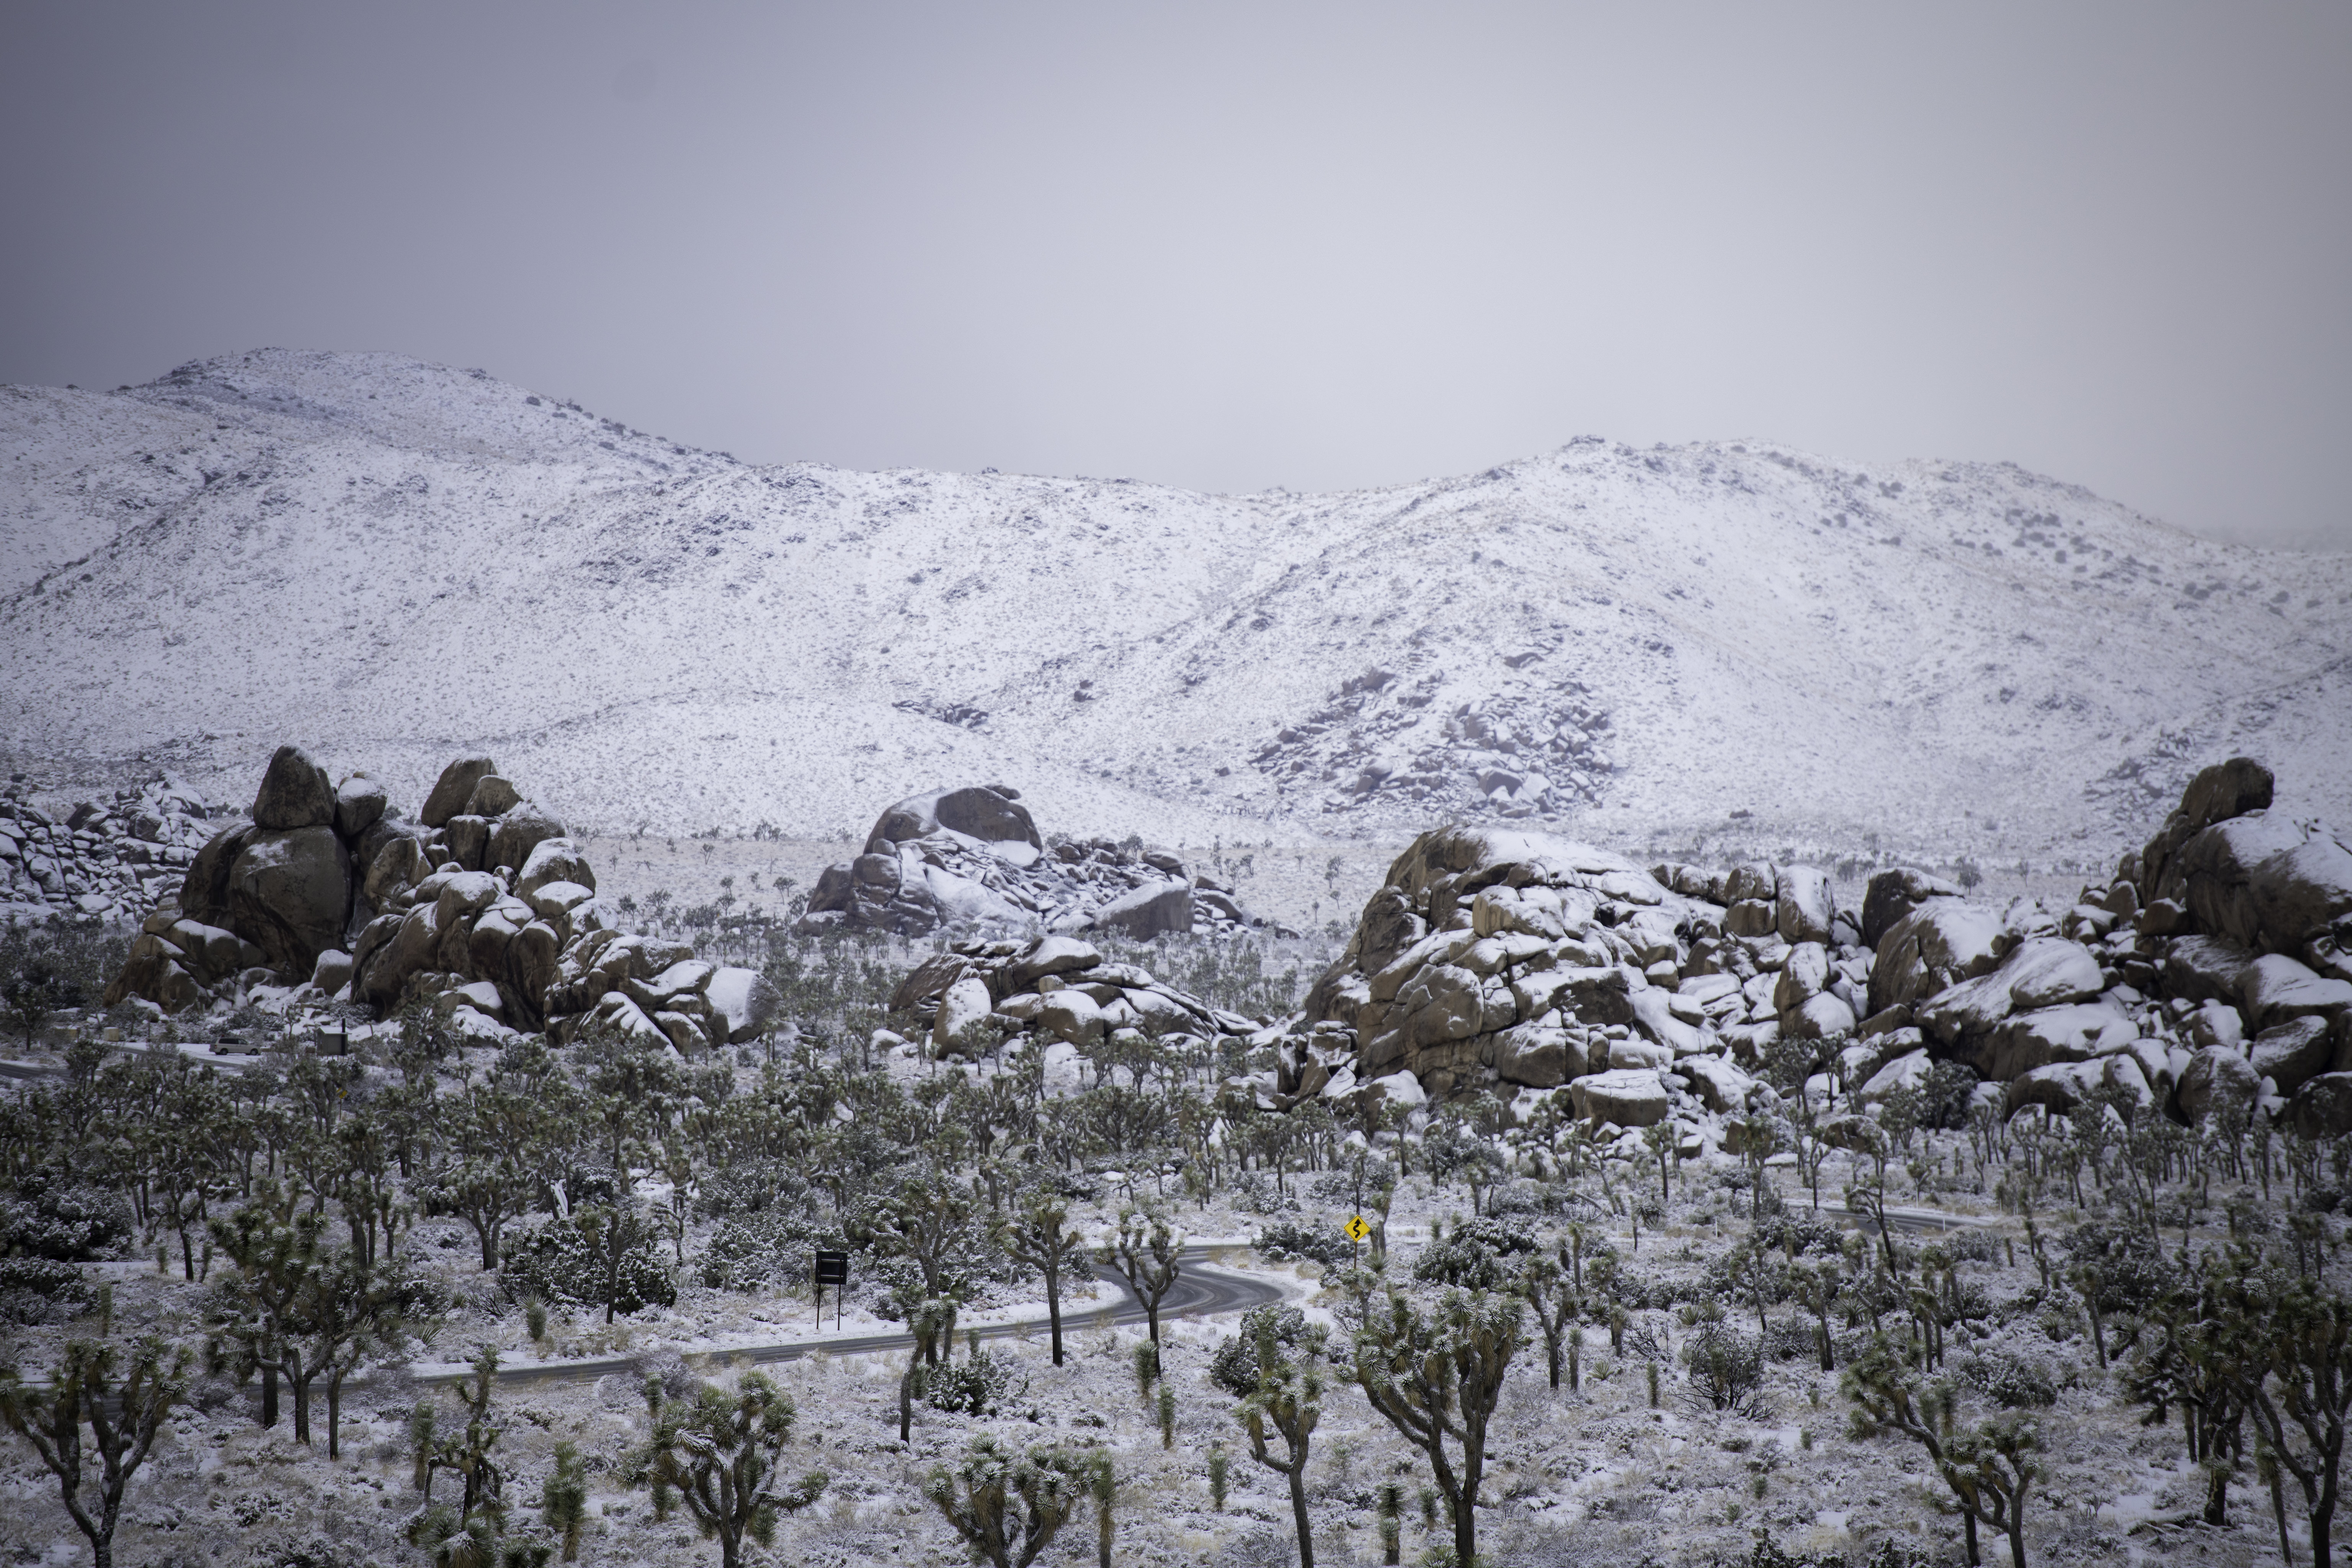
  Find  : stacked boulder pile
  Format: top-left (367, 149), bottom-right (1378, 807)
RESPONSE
top-left (886, 933), bottom-right (1264, 1058)
top-left (105, 748), bottom-right (776, 1054)
top-left (1, 773), bottom-right (218, 923)
top-left (798, 784), bottom-right (1281, 939)
top-left (1288, 756), bottom-right (2352, 1148)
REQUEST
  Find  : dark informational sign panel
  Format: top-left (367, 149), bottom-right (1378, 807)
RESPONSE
top-left (813, 1251), bottom-right (850, 1285)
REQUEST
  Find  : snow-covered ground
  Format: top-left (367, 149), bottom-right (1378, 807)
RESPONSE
top-left (4, 349), bottom-right (2347, 884)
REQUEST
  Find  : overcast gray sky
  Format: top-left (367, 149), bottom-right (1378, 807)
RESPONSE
top-left (3, 2), bottom-right (2346, 549)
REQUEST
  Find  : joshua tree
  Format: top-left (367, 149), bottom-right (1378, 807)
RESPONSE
top-left (1213, 1305), bottom-right (1326, 1567)
top-left (924, 1435), bottom-right (1088, 1568)
top-left (542, 1441), bottom-right (589, 1563)
top-left (0, 1336), bottom-right (190, 1568)
top-left (1519, 1252), bottom-right (1580, 1391)
top-left (644, 1372), bottom-right (828, 1568)
top-left (1844, 1333), bottom-right (2041, 1567)
top-left (995, 1189), bottom-right (1090, 1365)
top-left (1350, 1287), bottom-right (1522, 1567)
top-left (1099, 1205), bottom-right (1183, 1346)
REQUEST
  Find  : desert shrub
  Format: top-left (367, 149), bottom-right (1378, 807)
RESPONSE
top-left (1228, 1171), bottom-right (1286, 1214)
top-left (697, 1207), bottom-right (847, 1292)
top-left (1763, 1315), bottom-right (1822, 1363)
top-left (1412, 1216), bottom-right (1537, 1291)
top-left (1919, 1060), bottom-right (1979, 1130)
top-left (1253, 1219), bottom-right (1354, 1270)
top-left (2063, 1219), bottom-right (2174, 1314)
top-left (694, 1158), bottom-right (813, 1220)
top-left (1682, 1321), bottom-right (1768, 1417)
top-left (0, 1174), bottom-right (131, 1261)
top-left (0, 1254), bottom-right (87, 1323)
top-left (918, 1349), bottom-right (1023, 1416)
top-left (1751, 1211), bottom-right (1844, 1259)
top-left (501, 1215), bottom-right (675, 1316)
top-left (1957, 1350), bottom-right (2059, 1408)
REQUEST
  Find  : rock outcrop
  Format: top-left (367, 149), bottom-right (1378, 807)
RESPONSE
top-left (797, 784), bottom-right (1280, 940)
top-left (103, 749), bottom-right (777, 1055)
top-left (884, 933), bottom-right (1263, 1062)
top-left (1280, 755), bottom-right (2352, 1145)
top-left (1, 771), bottom-right (217, 922)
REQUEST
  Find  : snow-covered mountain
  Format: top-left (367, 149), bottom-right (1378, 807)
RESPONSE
top-left (5, 349), bottom-right (2347, 871)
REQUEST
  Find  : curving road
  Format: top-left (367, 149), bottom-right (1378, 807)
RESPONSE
top-left (458, 1246), bottom-right (1293, 1389)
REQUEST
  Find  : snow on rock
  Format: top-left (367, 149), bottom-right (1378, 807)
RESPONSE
top-left (799, 783), bottom-right (1277, 939)
top-left (7, 351), bottom-right (2351, 861)
top-left (99, 747), bottom-right (763, 1056)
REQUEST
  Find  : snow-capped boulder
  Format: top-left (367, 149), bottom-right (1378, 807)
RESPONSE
top-left (1916, 937), bottom-right (2105, 1056)
top-left (420, 755), bottom-right (498, 828)
top-left (2175, 1045), bottom-right (2261, 1124)
top-left (1775, 864), bottom-right (1836, 945)
top-left (2240, 952), bottom-right (2352, 1031)
top-left (1860, 866), bottom-right (1961, 949)
top-left (2136, 755), bottom-right (2274, 906)
top-left (2250, 1016), bottom-right (2336, 1098)
top-left (1868, 898), bottom-right (2010, 1016)
top-left (1972, 1001), bottom-right (2136, 1081)
top-left (2286, 1073), bottom-right (2352, 1138)
top-left (1572, 1067), bottom-right (1670, 1127)
top-left (799, 784), bottom-right (1270, 938)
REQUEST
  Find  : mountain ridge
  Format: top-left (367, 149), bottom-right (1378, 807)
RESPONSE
top-left (4, 348), bottom-right (2347, 874)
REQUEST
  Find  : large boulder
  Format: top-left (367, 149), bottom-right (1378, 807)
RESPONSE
top-left (2285, 1073), bottom-right (2352, 1138)
top-left (463, 774), bottom-right (521, 818)
top-left (1571, 1067), bottom-right (1670, 1128)
top-left (1492, 1023), bottom-right (1580, 1087)
top-left (2165, 935), bottom-right (2257, 1004)
top-left (2137, 756), bottom-right (2274, 904)
top-left (2251, 1017), bottom-right (2336, 1098)
top-left (251, 744), bottom-right (335, 831)
top-left (2241, 953), bottom-right (2352, 1031)
top-left (1775, 864), bottom-right (1836, 945)
top-left (420, 755), bottom-right (498, 828)
top-left (867, 785), bottom-right (1041, 856)
top-left (333, 772), bottom-right (388, 841)
top-left (517, 838), bottom-right (597, 900)
top-left (180, 822), bottom-right (260, 929)
top-left (2175, 1045), bottom-right (2260, 1125)
top-left (704, 966), bottom-right (780, 1044)
top-left (487, 800), bottom-right (565, 873)
top-left (1869, 900), bottom-right (2010, 1016)
top-left (226, 827), bottom-right (352, 978)
top-left (1916, 937), bottom-right (2105, 1053)
top-left (2168, 812), bottom-right (2352, 956)
top-left (1971, 1002), bottom-right (2136, 1081)
top-left (1861, 867), bottom-right (1960, 949)
top-left (1088, 879), bottom-right (1194, 938)
top-left (931, 976), bottom-right (998, 1054)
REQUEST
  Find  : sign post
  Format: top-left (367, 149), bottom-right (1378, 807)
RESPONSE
top-left (1344, 1213), bottom-right (1369, 1270)
top-left (813, 1250), bottom-right (849, 1331)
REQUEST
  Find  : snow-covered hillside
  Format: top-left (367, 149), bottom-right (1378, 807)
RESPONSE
top-left (3, 349), bottom-right (2347, 871)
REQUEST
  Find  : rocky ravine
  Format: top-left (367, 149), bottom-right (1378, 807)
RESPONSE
top-left (7, 350), bottom-right (2350, 871)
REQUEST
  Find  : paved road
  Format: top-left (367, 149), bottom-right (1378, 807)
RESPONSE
top-left (1817, 1199), bottom-right (2000, 1237)
top-left (446, 1246), bottom-right (1292, 1389)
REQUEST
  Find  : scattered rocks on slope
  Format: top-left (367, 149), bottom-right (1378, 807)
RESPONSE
top-left (102, 749), bottom-right (776, 1055)
top-left (0, 771), bottom-right (218, 923)
top-left (884, 933), bottom-right (1264, 1067)
top-left (797, 784), bottom-right (1282, 939)
top-left (1248, 661), bottom-right (1616, 822)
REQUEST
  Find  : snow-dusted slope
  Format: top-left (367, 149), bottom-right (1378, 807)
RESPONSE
top-left (3, 349), bottom-right (2347, 869)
